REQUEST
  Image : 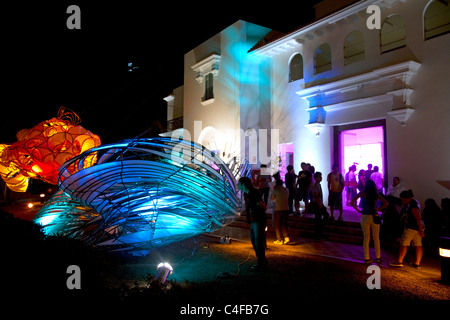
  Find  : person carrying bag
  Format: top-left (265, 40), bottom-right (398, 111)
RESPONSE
top-left (351, 180), bottom-right (388, 264)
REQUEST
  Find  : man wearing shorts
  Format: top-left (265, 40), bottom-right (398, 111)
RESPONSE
top-left (327, 164), bottom-right (344, 221)
top-left (390, 190), bottom-right (425, 268)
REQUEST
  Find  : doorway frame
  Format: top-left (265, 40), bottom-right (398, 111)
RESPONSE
top-left (277, 142), bottom-right (294, 181)
top-left (332, 119), bottom-right (388, 190)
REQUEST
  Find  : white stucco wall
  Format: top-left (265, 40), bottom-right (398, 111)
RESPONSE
top-left (183, 20), bottom-right (271, 162)
top-left (178, 0), bottom-right (449, 206)
top-left (264, 0), bottom-right (450, 205)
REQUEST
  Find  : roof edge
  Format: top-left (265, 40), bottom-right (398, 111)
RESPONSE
top-left (248, 0), bottom-right (372, 54)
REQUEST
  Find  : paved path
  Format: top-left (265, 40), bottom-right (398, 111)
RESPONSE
top-left (209, 213), bottom-right (443, 281)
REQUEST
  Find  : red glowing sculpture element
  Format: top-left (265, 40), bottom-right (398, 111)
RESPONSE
top-left (0, 107), bottom-right (101, 192)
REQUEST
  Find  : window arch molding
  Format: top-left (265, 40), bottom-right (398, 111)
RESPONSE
top-left (423, 0), bottom-right (450, 40)
top-left (343, 30), bottom-right (365, 65)
top-left (288, 53), bottom-right (304, 82)
top-left (380, 14), bottom-right (406, 53)
top-left (191, 54), bottom-right (221, 105)
top-left (314, 43), bottom-right (332, 74)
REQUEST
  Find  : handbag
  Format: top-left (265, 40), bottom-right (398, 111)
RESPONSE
top-left (373, 214), bottom-right (382, 225)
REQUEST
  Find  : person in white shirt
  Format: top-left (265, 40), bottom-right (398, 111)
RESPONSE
top-left (370, 166), bottom-right (384, 194)
top-left (345, 165), bottom-right (357, 205)
top-left (387, 176), bottom-right (406, 199)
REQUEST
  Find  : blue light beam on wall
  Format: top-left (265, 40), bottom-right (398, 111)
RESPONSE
top-left (34, 137), bottom-right (251, 256)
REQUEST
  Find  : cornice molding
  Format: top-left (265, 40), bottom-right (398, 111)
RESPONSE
top-left (191, 54), bottom-right (221, 84)
top-left (297, 60), bottom-right (420, 131)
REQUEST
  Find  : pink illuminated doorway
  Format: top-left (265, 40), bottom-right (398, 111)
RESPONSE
top-left (333, 120), bottom-right (387, 208)
top-left (277, 143), bottom-right (294, 181)
top-left (341, 126), bottom-right (384, 178)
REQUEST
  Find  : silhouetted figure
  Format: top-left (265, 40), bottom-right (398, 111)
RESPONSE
top-left (256, 164), bottom-right (271, 206)
top-left (310, 172), bottom-right (329, 240)
top-left (381, 195), bottom-right (403, 242)
top-left (296, 162), bottom-right (312, 215)
top-left (285, 165), bottom-right (296, 214)
top-left (442, 198), bottom-right (450, 237)
top-left (238, 177), bottom-right (267, 271)
top-left (423, 198), bottom-right (443, 248)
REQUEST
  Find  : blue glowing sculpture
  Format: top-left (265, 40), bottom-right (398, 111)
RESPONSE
top-left (34, 137), bottom-right (251, 255)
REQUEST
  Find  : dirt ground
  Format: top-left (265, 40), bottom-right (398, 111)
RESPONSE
top-left (111, 235), bottom-right (450, 297)
top-left (87, 234), bottom-right (446, 318)
top-left (2, 203), bottom-right (448, 317)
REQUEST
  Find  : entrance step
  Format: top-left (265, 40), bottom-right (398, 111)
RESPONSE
top-left (211, 213), bottom-right (364, 245)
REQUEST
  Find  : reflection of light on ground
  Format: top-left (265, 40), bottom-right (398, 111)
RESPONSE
top-left (1, 199), bottom-right (44, 221)
top-left (112, 233), bottom-right (447, 300)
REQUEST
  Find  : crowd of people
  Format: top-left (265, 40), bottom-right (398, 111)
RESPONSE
top-left (238, 162), bottom-right (450, 271)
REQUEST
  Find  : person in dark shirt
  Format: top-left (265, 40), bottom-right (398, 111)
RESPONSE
top-left (422, 198), bottom-right (442, 248)
top-left (390, 190), bottom-right (425, 268)
top-left (256, 164), bottom-right (271, 206)
top-left (310, 172), bottom-right (330, 240)
top-left (238, 177), bottom-right (268, 270)
top-left (364, 164), bottom-right (374, 181)
top-left (285, 165), bottom-right (296, 213)
top-left (296, 162), bottom-right (312, 215)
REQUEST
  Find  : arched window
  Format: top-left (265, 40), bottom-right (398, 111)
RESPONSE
top-left (314, 43), bottom-right (332, 74)
top-left (203, 73), bottom-right (214, 102)
top-left (424, 0), bottom-right (450, 40)
top-left (289, 53), bottom-right (303, 82)
top-left (380, 15), bottom-right (406, 53)
top-left (344, 30), bottom-right (365, 65)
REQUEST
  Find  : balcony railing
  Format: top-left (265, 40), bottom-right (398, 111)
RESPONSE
top-left (167, 116), bottom-right (183, 132)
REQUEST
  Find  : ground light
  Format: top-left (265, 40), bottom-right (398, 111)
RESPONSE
top-left (265, 226), bottom-right (268, 249)
top-left (156, 262), bottom-right (173, 284)
top-left (439, 236), bottom-right (450, 284)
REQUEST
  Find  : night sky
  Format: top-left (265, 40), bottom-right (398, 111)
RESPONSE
top-left (2, 1), bottom-right (321, 144)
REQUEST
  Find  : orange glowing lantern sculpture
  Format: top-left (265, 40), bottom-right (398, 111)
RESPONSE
top-left (0, 107), bottom-right (101, 192)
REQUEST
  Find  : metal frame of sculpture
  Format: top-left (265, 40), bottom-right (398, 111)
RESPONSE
top-left (2, 108), bottom-right (251, 256)
top-left (34, 137), bottom-right (251, 255)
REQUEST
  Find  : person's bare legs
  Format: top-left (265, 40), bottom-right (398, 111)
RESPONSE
top-left (415, 246), bottom-right (423, 265)
top-left (397, 245), bottom-right (408, 264)
top-left (338, 206), bottom-right (343, 220)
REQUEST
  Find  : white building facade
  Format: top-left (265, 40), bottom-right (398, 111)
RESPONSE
top-left (165, 0), bottom-right (450, 205)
